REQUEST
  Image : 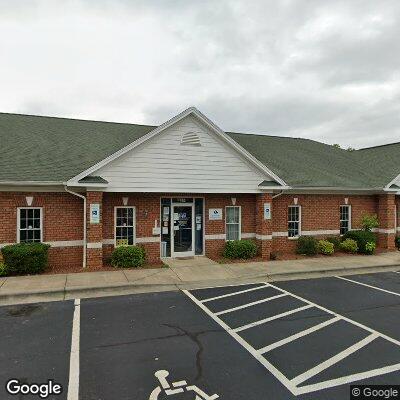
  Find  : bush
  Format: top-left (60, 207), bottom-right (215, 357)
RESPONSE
top-left (296, 236), bottom-right (318, 256)
top-left (317, 240), bottom-right (334, 255)
top-left (365, 241), bottom-right (376, 254)
top-left (343, 230), bottom-right (377, 254)
top-left (340, 239), bottom-right (358, 253)
top-left (223, 240), bottom-right (258, 259)
top-left (361, 213), bottom-right (379, 231)
top-left (395, 236), bottom-right (400, 250)
top-left (111, 246), bottom-right (146, 268)
top-left (0, 262), bottom-right (9, 277)
top-left (326, 236), bottom-right (341, 250)
top-left (1, 243), bottom-right (50, 275)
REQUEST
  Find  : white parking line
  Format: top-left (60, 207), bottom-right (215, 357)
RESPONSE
top-left (233, 305), bottom-right (313, 333)
top-left (185, 282), bottom-right (400, 396)
top-left (291, 333), bottom-right (378, 386)
top-left (215, 293), bottom-right (287, 316)
top-left (258, 316), bottom-right (341, 354)
top-left (183, 289), bottom-right (299, 395)
top-left (335, 275), bottom-right (400, 297)
top-left (67, 298), bottom-right (80, 400)
top-left (201, 284), bottom-right (268, 303)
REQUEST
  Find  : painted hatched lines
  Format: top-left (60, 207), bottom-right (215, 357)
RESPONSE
top-left (200, 284), bottom-right (269, 303)
top-left (291, 333), bottom-right (378, 386)
top-left (214, 293), bottom-right (287, 316)
top-left (257, 316), bottom-right (341, 354)
top-left (233, 305), bottom-right (313, 333)
top-left (184, 282), bottom-right (400, 396)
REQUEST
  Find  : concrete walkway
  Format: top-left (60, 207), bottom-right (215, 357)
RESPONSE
top-left (1, 252), bottom-right (399, 305)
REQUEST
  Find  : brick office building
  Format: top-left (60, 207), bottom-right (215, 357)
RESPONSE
top-left (0, 107), bottom-right (399, 270)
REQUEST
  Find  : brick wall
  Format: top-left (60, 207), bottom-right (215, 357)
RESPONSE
top-left (0, 192), bottom-right (84, 268)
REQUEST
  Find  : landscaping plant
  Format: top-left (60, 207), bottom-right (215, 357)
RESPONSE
top-left (340, 239), bottom-right (358, 253)
top-left (395, 236), bottom-right (400, 250)
top-left (325, 236), bottom-right (341, 250)
top-left (0, 262), bottom-right (9, 277)
top-left (365, 241), bottom-right (376, 254)
top-left (1, 243), bottom-right (50, 275)
top-left (111, 246), bottom-right (146, 268)
top-left (343, 230), bottom-right (377, 254)
top-left (223, 240), bottom-right (257, 259)
top-left (317, 240), bottom-right (334, 255)
top-left (361, 213), bottom-right (379, 231)
top-left (296, 236), bottom-right (318, 256)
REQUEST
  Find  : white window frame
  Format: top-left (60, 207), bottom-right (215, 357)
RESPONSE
top-left (225, 206), bottom-right (241, 241)
top-left (114, 206), bottom-right (136, 247)
top-left (340, 205), bottom-right (351, 235)
top-left (288, 205), bottom-right (301, 239)
top-left (17, 207), bottom-right (43, 243)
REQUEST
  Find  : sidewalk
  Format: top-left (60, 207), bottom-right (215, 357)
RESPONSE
top-left (0, 252), bottom-right (399, 305)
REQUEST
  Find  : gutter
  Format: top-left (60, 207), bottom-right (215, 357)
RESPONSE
top-left (0, 181), bottom-right (64, 186)
top-left (64, 186), bottom-right (87, 269)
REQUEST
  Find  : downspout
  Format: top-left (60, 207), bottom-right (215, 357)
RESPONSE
top-left (64, 186), bottom-right (87, 269)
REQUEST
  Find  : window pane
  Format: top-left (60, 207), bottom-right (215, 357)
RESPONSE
top-left (20, 230), bottom-right (27, 242)
top-left (34, 230), bottom-right (41, 241)
top-left (20, 217), bottom-right (27, 229)
top-left (226, 224), bottom-right (239, 241)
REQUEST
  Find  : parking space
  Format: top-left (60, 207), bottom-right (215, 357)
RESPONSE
top-left (0, 301), bottom-right (74, 399)
top-left (1, 270), bottom-right (400, 399)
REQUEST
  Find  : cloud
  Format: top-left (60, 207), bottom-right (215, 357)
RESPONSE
top-left (0, 0), bottom-right (399, 148)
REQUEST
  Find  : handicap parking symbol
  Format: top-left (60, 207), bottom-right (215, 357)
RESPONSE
top-left (149, 370), bottom-right (219, 400)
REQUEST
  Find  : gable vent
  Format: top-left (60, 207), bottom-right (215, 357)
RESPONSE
top-left (181, 132), bottom-right (201, 146)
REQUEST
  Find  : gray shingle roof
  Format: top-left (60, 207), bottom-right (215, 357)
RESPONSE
top-left (0, 112), bottom-right (398, 189)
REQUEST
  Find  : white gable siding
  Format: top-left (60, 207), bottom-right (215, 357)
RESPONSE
top-left (96, 115), bottom-right (271, 193)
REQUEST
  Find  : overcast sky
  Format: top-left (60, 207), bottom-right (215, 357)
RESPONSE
top-left (1, 0), bottom-right (399, 148)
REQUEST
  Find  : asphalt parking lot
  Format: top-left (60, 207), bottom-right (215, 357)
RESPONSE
top-left (1, 271), bottom-right (400, 399)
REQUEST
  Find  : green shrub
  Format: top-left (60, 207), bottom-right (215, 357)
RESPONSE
top-left (340, 239), bottom-right (358, 253)
top-left (326, 236), bottom-right (341, 250)
top-left (296, 236), bottom-right (318, 256)
top-left (365, 241), bottom-right (376, 254)
top-left (223, 240), bottom-right (257, 259)
top-left (1, 243), bottom-right (50, 275)
top-left (111, 246), bottom-right (146, 268)
top-left (343, 230), bottom-right (377, 254)
top-left (0, 262), bottom-right (9, 277)
top-left (317, 240), bottom-right (334, 255)
top-left (395, 236), bottom-right (400, 250)
top-left (361, 213), bottom-right (379, 231)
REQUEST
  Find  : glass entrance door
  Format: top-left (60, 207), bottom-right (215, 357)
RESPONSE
top-left (172, 204), bottom-right (194, 257)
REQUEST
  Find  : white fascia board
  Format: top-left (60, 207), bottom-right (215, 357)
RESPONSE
top-left (0, 180), bottom-right (63, 186)
top-left (66, 106), bottom-right (287, 187)
top-left (385, 171), bottom-right (400, 189)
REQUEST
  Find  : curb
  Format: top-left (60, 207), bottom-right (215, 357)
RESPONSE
top-left (0, 263), bottom-right (399, 306)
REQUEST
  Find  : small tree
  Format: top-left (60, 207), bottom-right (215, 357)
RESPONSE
top-left (361, 213), bottom-right (379, 231)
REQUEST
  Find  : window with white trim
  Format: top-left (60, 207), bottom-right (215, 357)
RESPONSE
top-left (18, 208), bottom-right (42, 243)
top-left (288, 205), bottom-right (301, 238)
top-left (115, 207), bottom-right (136, 246)
top-left (226, 206), bottom-right (241, 241)
top-left (340, 205), bottom-right (351, 235)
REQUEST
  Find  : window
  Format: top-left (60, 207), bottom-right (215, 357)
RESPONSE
top-left (340, 205), bottom-right (351, 235)
top-left (18, 208), bottom-right (42, 243)
top-left (288, 205), bottom-right (301, 238)
top-left (226, 206), bottom-right (241, 241)
top-left (115, 207), bottom-right (135, 246)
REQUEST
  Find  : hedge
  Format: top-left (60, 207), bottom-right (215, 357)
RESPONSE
top-left (343, 230), bottom-right (377, 254)
top-left (340, 239), bottom-right (358, 253)
top-left (317, 240), bottom-right (334, 255)
top-left (110, 246), bottom-right (146, 268)
top-left (1, 243), bottom-right (50, 275)
top-left (223, 240), bottom-right (257, 259)
top-left (296, 236), bottom-right (318, 256)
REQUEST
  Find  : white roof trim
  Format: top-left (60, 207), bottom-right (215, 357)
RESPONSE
top-left (67, 107), bottom-right (287, 186)
top-left (385, 172), bottom-right (400, 189)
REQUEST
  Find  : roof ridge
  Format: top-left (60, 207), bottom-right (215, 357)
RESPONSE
top-left (0, 111), bottom-right (157, 129)
top-left (357, 141), bottom-right (400, 151)
top-left (227, 130), bottom-right (318, 142)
